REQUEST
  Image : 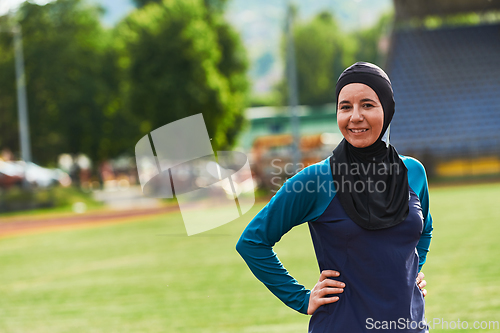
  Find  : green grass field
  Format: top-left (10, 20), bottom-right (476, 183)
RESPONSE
top-left (1, 183), bottom-right (499, 332)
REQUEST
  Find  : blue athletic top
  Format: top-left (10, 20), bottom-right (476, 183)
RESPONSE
top-left (236, 155), bottom-right (433, 332)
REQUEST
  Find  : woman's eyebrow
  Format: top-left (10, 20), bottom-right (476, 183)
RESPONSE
top-left (360, 98), bottom-right (377, 103)
top-left (339, 100), bottom-right (350, 104)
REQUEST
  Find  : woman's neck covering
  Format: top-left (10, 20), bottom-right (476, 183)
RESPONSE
top-left (330, 62), bottom-right (409, 230)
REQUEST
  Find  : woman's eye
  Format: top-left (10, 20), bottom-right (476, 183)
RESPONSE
top-left (363, 103), bottom-right (374, 108)
top-left (340, 105), bottom-right (351, 110)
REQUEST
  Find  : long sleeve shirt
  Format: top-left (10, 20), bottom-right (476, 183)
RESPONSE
top-left (236, 155), bottom-right (433, 332)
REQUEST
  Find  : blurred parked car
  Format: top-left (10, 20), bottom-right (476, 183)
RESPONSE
top-left (0, 161), bottom-right (71, 188)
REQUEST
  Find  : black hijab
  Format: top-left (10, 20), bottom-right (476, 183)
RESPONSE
top-left (330, 62), bottom-right (409, 230)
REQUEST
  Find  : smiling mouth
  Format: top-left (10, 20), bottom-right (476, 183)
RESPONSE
top-left (349, 129), bottom-right (368, 133)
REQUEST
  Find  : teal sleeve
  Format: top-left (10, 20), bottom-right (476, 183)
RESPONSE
top-left (236, 158), bottom-right (334, 314)
top-left (401, 156), bottom-right (433, 272)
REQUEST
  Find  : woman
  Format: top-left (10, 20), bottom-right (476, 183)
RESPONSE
top-left (236, 62), bottom-right (433, 332)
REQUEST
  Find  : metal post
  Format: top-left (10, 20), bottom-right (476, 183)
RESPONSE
top-left (13, 25), bottom-right (31, 163)
top-left (13, 25), bottom-right (32, 187)
top-left (285, 2), bottom-right (301, 173)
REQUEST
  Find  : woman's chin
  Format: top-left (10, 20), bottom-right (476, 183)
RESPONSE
top-left (346, 138), bottom-right (373, 148)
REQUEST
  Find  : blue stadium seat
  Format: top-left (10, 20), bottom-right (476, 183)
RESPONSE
top-left (387, 23), bottom-right (500, 158)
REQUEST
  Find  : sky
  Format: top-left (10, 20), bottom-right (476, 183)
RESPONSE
top-left (0, 0), bottom-right (54, 16)
top-left (0, 0), bottom-right (135, 25)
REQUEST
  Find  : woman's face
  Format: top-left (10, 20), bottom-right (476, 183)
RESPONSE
top-left (337, 83), bottom-right (384, 148)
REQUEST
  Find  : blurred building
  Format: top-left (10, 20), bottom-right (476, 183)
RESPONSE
top-left (387, 0), bottom-right (500, 177)
top-left (238, 104), bottom-right (342, 150)
top-left (237, 105), bottom-right (342, 187)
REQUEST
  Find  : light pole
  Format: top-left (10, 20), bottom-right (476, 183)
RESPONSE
top-left (1, 23), bottom-right (32, 187)
top-left (285, 1), bottom-right (301, 174)
top-left (13, 24), bottom-right (32, 165)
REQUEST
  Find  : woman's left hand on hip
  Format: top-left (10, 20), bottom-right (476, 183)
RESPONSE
top-left (416, 272), bottom-right (427, 297)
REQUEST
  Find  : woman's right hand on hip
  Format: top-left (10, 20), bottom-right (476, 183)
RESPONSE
top-left (307, 270), bottom-right (345, 315)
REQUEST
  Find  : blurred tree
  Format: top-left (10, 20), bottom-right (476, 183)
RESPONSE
top-left (131, 0), bottom-right (161, 8)
top-left (204, 0), bottom-right (229, 14)
top-left (277, 11), bottom-right (356, 106)
top-left (352, 12), bottom-right (393, 66)
top-left (0, 16), bottom-right (18, 155)
top-left (275, 10), bottom-right (392, 107)
top-left (133, 0), bottom-right (228, 12)
top-left (116, 0), bottom-right (248, 150)
top-left (0, 0), bottom-right (131, 165)
top-left (0, 0), bottom-right (247, 167)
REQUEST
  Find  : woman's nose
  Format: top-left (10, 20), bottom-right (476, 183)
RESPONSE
top-left (350, 105), bottom-right (364, 122)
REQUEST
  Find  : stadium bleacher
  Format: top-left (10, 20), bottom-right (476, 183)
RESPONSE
top-left (387, 23), bottom-right (500, 159)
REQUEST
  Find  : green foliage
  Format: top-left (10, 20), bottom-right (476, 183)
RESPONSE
top-left (352, 12), bottom-right (393, 66)
top-left (0, 16), bottom-right (21, 154)
top-left (133, 0), bottom-right (228, 11)
top-left (131, 0), bottom-right (161, 8)
top-left (0, 187), bottom-right (54, 212)
top-left (398, 11), bottom-right (500, 30)
top-left (294, 11), bottom-right (355, 105)
top-left (204, 0), bottom-right (229, 14)
top-left (0, 0), bottom-right (130, 164)
top-left (250, 91), bottom-right (281, 107)
top-left (20, 0), bottom-right (109, 163)
top-left (276, 10), bottom-right (393, 106)
top-left (0, 186), bottom-right (101, 214)
top-left (0, 0), bottom-right (247, 166)
top-left (116, 0), bottom-right (248, 150)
